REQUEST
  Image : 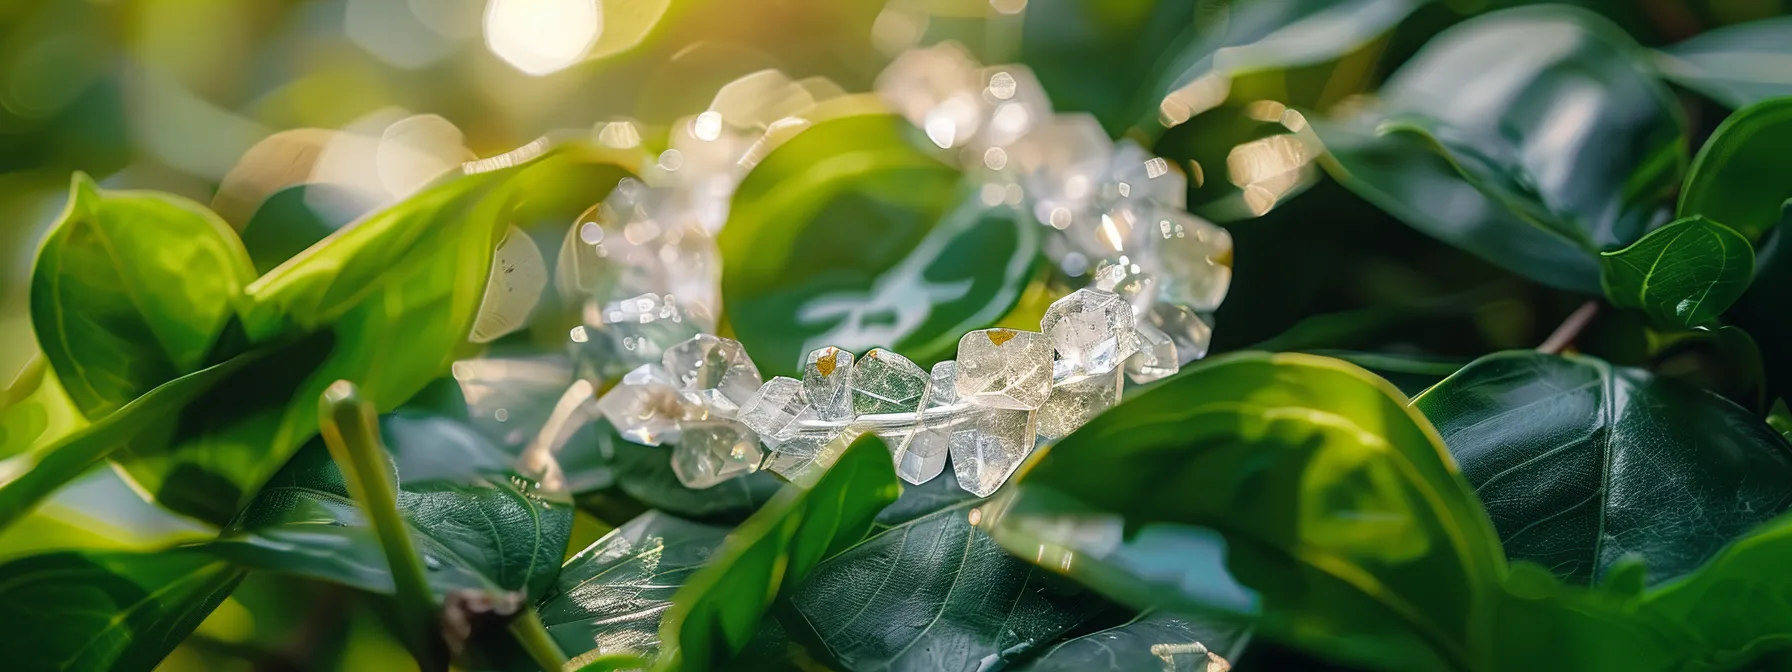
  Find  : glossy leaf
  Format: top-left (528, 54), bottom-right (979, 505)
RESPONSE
top-left (1490, 563), bottom-right (1681, 671)
top-left (719, 113), bottom-right (1037, 377)
top-left (0, 548), bottom-right (243, 672)
top-left (1316, 6), bottom-right (1686, 293)
top-left (1634, 509), bottom-right (1792, 667)
top-left (30, 173), bottom-right (255, 419)
top-left (0, 358), bottom-right (84, 459)
top-left (1656, 17), bottom-right (1792, 109)
top-left (1598, 216), bottom-right (1753, 329)
top-left (1677, 96), bottom-right (1792, 239)
top-left (538, 511), bottom-right (733, 663)
top-left (1413, 351), bottom-right (1792, 586)
top-left (986, 352), bottom-right (1507, 671)
top-left (656, 434), bottom-right (901, 670)
top-left (1303, 350), bottom-right (1470, 397)
top-left (789, 499), bottom-right (1104, 671)
top-left (1014, 611), bottom-right (1250, 672)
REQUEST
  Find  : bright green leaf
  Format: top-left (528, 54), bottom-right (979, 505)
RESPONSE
top-left (986, 352), bottom-right (1507, 672)
top-left (1635, 508), bottom-right (1792, 667)
top-left (656, 434), bottom-right (901, 670)
top-left (1656, 16), bottom-right (1792, 109)
top-left (1413, 351), bottom-right (1792, 586)
top-left (1598, 216), bottom-right (1753, 329)
top-left (539, 511), bottom-right (733, 663)
top-left (30, 173), bottom-right (255, 419)
top-left (1677, 96), bottom-right (1792, 239)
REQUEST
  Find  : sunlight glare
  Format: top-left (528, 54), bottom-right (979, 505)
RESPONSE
top-left (484, 0), bottom-right (601, 76)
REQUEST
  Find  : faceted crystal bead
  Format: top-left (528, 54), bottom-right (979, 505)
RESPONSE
top-left (739, 376), bottom-right (806, 446)
top-left (1037, 368), bottom-right (1123, 440)
top-left (571, 293), bottom-right (701, 382)
top-left (949, 407), bottom-right (1037, 497)
top-left (1126, 320), bottom-right (1180, 383)
top-left (851, 349), bottom-right (928, 417)
top-left (671, 420), bottom-right (765, 488)
top-left (803, 346), bottom-right (856, 422)
top-left (1149, 302), bottom-right (1214, 365)
top-left (1091, 256), bottom-right (1153, 308)
top-left (1146, 209), bottom-right (1233, 312)
top-left (955, 329), bottom-right (1053, 410)
top-left (764, 429), bottom-right (861, 486)
top-left (662, 335), bottom-right (762, 417)
top-left (1110, 140), bottom-right (1187, 208)
top-left (895, 361), bottom-right (960, 485)
top-left (595, 364), bottom-right (684, 446)
top-left (1041, 288), bottom-right (1139, 379)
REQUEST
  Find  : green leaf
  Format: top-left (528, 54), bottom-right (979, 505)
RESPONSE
top-left (720, 112), bottom-right (1038, 378)
top-left (200, 412), bottom-right (574, 601)
top-left (1490, 563), bottom-right (1681, 670)
top-left (0, 548), bottom-right (244, 672)
top-left (1412, 351), bottom-right (1792, 586)
top-left (656, 434), bottom-right (901, 670)
top-left (1598, 216), bottom-right (1754, 329)
top-left (30, 173), bottom-right (255, 419)
top-left (1632, 508), bottom-right (1792, 667)
top-left (986, 352), bottom-right (1505, 671)
top-left (1303, 350), bottom-right (1470, 397)
top-left (1678, 96), bottom-right (1792, 239)
top-left (1013, 611), bottom-right (1250, 672)
top-left (539, 511), bottom-right (733, 663)
top-left (1656, 16), bottom-right (1792, 109)
top-left (788, 498), bottom-right (1105, 671)
top-left (1315, 6), bottom-right (1687, 293)
top-left (0, 357), bottom-right (84, 458)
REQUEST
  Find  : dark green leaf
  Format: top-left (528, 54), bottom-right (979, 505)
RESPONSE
top-left (789, 499), bottom-right (1104, 671)
top-left (1650, 325), bottom-right (1767, 413)
top-left (656, 434), bottom-right (901, 670)
top-left (986, 352), bottom-right (1507, 671)
top-left (30, 173), bottom-right (255, 419)
top-left (1598, 216), bottom-right (1753, 329)
top-left (1677, 96), bottom-right (1792, 239)
top-left (1014, 611), bottom-right (1250, 672)
top-left (0, 548), bottom-right (244, 672)
top-left (1316, 6), bottom-right (1686, 293)
top-left (1656, 17), bottom-right (1792, 109)
top-left (605, 438), bottom-right (783, 523)
top-left (1630, 509), bottom-right (1792, 668)
top-left (1303, 350), bottom-right (1470, 396)
top-left (539, 511), bottom-right (732, 662)
top-left (720, 113), bottom-right (1037, 378)
top-left (1413, 351), bottom-right (1792, 586)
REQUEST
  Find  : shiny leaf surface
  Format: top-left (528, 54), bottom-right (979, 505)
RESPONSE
top-left (1598, 216), bottom-right (1753, 329)
top-left (1657, 17), bottom-right (1792, 109)
top-left (1013, 611), bottom-right (1249, 672)
top-left (538, 511), bottom-right (732, 663)
top-left (1413, 351), bottom-right (1792, 586)
top-left (1677, 96), bottom-right (1792, 239)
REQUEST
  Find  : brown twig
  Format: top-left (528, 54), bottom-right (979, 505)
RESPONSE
top-left (1538, 301), bottom-right (1601, 355)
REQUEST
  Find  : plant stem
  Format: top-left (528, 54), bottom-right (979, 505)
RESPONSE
top-left (1537, 300), bottom-right (1601, 355)
top-left (509, 608), bottom-right (568, 671)
top-left (318, 380), bottom-right (440, 666)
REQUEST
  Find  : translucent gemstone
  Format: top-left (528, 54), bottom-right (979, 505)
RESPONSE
top-left (571, 293), bottom-right (701, 382)
top-left (1091, 256), bottom-right (1153, 308)
top-left (1036, 369), bottom-right (1123, 440)
top-left (851, 349), bottom-right (928, 417)
top-left (662, 335), bottom-right (762, 416)
top-left (1041, 288), bottom-right (1139, 379)
top-left (671, 420), bottom-right (764, 488)
top-left (1111, 140), bottom-right (1187, 208)
top-left (595, 364), bottom-right (684, 446)
top-left (1147, 209), bottom-right (1233, 312)
top-left (803, 346), bottom-right (856, 422)
top-left (896, 361), bottom-right (961, 485)
top-left (739, 376), bottom-right (805, 445)
top-left (955, 329), bottom-right (1053, 410)
top-left (877, 44), bottom-right (983, 149)
top-left (1149, 302), bottom-right (1214, 365)
top-left (975, 66), bottom-right (1050, 148)
top-left (1127, 320), bottom-right (1180, 383)
top-left (949, 407), bottom-right (1037, 497)
top-left (764, 429), bottom-right (860, 486)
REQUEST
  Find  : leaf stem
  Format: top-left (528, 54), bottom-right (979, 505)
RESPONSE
top-left (318, 380), bottom-right (440, 667)
top-left (1537, 300), bottom-right (1601, 355)
top-left (508, 608), bottom-right (568, 671)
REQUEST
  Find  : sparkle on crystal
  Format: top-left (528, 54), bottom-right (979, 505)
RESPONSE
top-left (955, 328), bottom-right (1053, 410)
top-left (739, 376), bottom-right (805, 446)
top-left (1041, 287), bottom-right (1139, 379)
top-left (662, 334), bottom-right (762, 416)
top-left (672, 420), bottom-right (764, 488)
top-left (595, 364), bottom-right (683, 446)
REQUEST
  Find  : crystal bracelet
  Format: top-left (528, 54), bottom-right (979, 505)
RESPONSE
top-left (517, 43), bottom-right (1233, 498)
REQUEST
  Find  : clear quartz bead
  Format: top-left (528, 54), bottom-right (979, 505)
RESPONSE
top-left (975, 66), bottom-right (1050, 149)
top-left (572, 293), bottom-right (701, 382)
top-left (739, 376), bottom-right (805, 446)
top-left (851, 348), bottom-right (929, 458)
top-left (954, 329), bottom-right (1053, 410)
top-left (1126, 319), bottom-right (1180, 383)
top-left (1149, 302), bottom-right (1214, 365)
top-left (949, 407), bottom-right (1037, 497)
top-left (662, 334), bottom-right (762, 417)
top-left (672, 420), bottom-right (764, 488)
top-left (1147, 208), bottom-right (1233, 312)
top-left (1041, 288), bottom-right (1139, 379)
top-left (802, 346), bottom-right (856, 422)
top-left (897, 361), bottom-right (960, 485)
top-left (763, 428), bottom-right (860, 485)
top-left (594, 364), bottom-right (684, 446)
top-left (1111, 140), bottom-right (1187, 209)
top-left (1037, 368), bottom-right (1123, 439)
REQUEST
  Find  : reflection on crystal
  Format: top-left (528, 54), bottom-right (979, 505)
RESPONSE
top-left (977, 66), bottom-right (1049, 148)
top-left (739, 376), bottom-right (805, 445)
top-left (451, 355), bottom-right (575, 451)
top-left (803, 346), bottom-right (856, 422)
top-left (1127, 320), bottom-right (1179, 383)
top-left (1148, 210), bottom-right (1233, 312)
top-left (1150, 302), bottom-right (1214, 365)
top-left (955, 329), bottom-right (1053, 410)
top-left (949, 407), bottom-right (1036, 497)
top-left (1037, 369), bottom-right (1122, 440)
top-left (595, 364), bottom-right (683, 446)
top-left (877, 43), bottom-right (1049, 153)
top-left (571, 293), bottom-right (701, 382)
top-left (672, 420), bottom-right (764, 488)
top-left (852, 348), bottom-right (929, 463)
top-left (662, 334), bottom-right (761, 416)
top-left (554, 183), bottom-right (722, 321)
top-left (895, 360), bottom-right (959, 485)
top-left (1091, 256), bottom-right (1153, 307)
top-left (1111, 140), bottom-right (1186, 209)
top-left (764, 429), bottom-right (860, 485)
top-left (1041, 288), bottom-right (1139, 379)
